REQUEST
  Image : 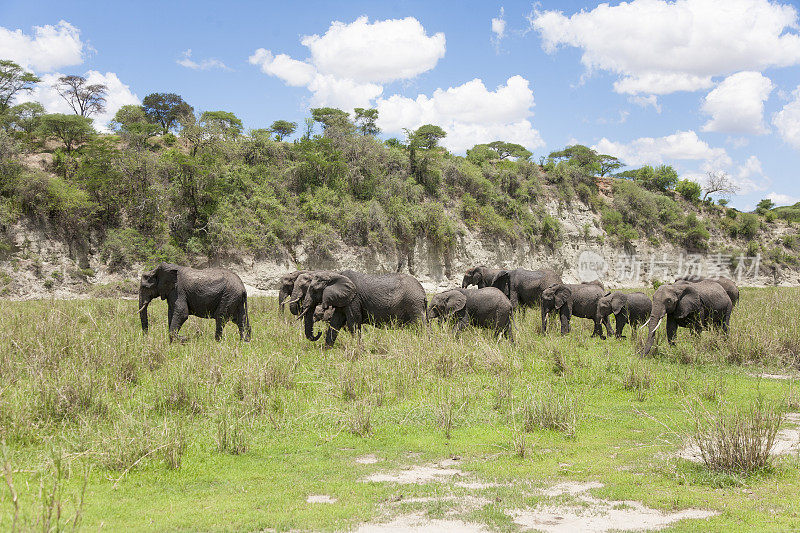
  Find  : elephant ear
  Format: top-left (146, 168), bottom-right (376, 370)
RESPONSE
top-left (676, 288), bottom-right (702, 319)
top-left (446, 291), bottom-right (467, 315)
top-left (322, 276), bottom-right (356, 308)
top-left (554, 285), bottom-right (571, 309)
top-left (156, 264), bottom-right (179, 300)
top-left (491, 271), bottom-right (511, 298)
top-left (473, 270), bottom-right (484, 286)
top-left (611, 293), bottom-right (625, 314)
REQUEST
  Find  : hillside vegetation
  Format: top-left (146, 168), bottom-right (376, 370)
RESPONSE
top-left (1, 67), bottom-right (798, 287)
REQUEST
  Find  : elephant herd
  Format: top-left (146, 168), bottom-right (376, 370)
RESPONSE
top-left (138, 263), bottom-right (739, 355)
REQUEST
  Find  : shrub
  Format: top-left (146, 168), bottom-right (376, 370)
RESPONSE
top-left (675, 179), bottom-right (702, 202)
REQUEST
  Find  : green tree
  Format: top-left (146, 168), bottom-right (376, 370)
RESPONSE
top-left (201, 110), bottom-right (243, 137)
top-left (548, 145), bottom-right (601, 173)
top-left (756, 198), bottom-right (776, 214)
top-left (142, 93), bottom-right (194, 134)
top-left (38, 113), bottom-right (94, 152)
top-left (269, 119), bottom-right (297, 141)
top-left (310, 107), bottom-right (351, 131)
top-left (634, 165), bottom-right (678, 193)
top-left (598, 154), bottom-right (623, 176)
top-left (54, 75), bottom-right (108, 117)
top-left (0, 59), bottom-right (40, 111)
top-left (110, 105), bottom-right (160, 144)
top-left (487, 141), bottom-right (531, 160)
top-left (354, 108), bottom-right (380, 136)
top-left (411, 124), bottom-right (447, 150)
top-left (5, 102), bottom-right (45, 134)
top-left (675, 179), bottom-right (702, 202)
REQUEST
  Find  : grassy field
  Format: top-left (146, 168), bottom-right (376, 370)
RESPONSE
top-left (0, 288), bottom-right (799, 531)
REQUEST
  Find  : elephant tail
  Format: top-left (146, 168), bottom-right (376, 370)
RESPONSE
top-left (242, 293), bottom-right (252, 340)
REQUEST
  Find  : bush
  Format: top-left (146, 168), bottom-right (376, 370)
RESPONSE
top-left (675, 179), bottom-right (702, 202)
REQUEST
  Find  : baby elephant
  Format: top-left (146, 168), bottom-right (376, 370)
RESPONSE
top-left (428, 287), bottom-right (514, 342)
top-left (541, 282), bottom-right (610, 338)
top-left (596, 291), bottom-right (652, 338)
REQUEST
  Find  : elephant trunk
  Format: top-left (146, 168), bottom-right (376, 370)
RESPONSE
top-left (461, 277), bottom-right (470, 289)
top-left (139, 289), bottom-right (151, 333)
top-left (641, 315), bottom-right (664, 355)
top-left (304, 306), bottom-right (322, 341)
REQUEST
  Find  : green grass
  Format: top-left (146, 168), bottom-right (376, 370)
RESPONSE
top-left (0, 288), bottom-right (799, 531)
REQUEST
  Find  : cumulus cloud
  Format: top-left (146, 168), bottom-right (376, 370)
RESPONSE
top-left (248, 49), bottom-right (316, 86)
top-left (773, 85), bottom-right (800, 149)
top-left (593, 130), bottom-right (731, 168)
top-left (21, 71), bottom-right (140, 132)
top-left (701, 71), bottom-right (774, 134)
top-left (530, 0), bottom-right (800, 96)
top-left (376, 76), bottom-right (543, 153)
top-left (177, 49), bottom-right (230, 71)
top-left (299, 16), bottom-right (445, 83)
top-left (766, 191), bottom-right (800, 206)
top-left (0, 20), bottom-right (86, 72)
top-left (732, 155), bottom-right (769, 194)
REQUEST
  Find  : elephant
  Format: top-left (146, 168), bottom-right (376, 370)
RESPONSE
top-left (139, 263), bottom-right (251, 342)
top-left (278, 270), bottom-right (309, 314)
top-left (541, 282), bottom-right (611, 337)
top-left (428, 287), bottom-right (514, 341)
top-left (461, 266), bottom-right (510, 296)
top-left (596, 291), bottom-right (652, 338)
top-left (288, 271), bottom-right (317, 316)
top-left (641, 280), bottom-right (732, 355)
top-left (676, 275), bottom-right (739, 306)
top-left (299, 270), bottom-right (427, 347)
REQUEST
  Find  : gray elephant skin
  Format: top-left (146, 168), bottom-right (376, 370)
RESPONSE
top-left (676, 275), bottom-right (739, 306)
top-left (429, 287), bottom-right (514, 341)
top-left (463, 266), bottom-right (562, 311)
top-left (641, 280), bottom-right (732, 355)
top-left (541, 282), bottom-right (610, 337)
top-left (596, 291), bottom-right (652, 338)
top-left (139, 263), bottom-right (251, 342)
top-left (296, 270), bottom-right (427, 347)
top-left (278, 270), bottom-right (309, 314)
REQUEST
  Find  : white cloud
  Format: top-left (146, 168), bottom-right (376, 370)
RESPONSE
top-left (733, 155), bottom-right (769, 194)
top-left (0, 20), bottom-right (85, 72)
top-left (701, 71), bottom-right (774, 134)
top-left (177, 49), bottom-right (230, 71)
top-left (307, 74), bottom-right (383, 110)
top-left (249, 49), bottom-right (316, 86)
top-left (530, 0), bottom-right (800, 96)
top-left (22, 71), bottom-right (139, 133)
top-left (593, 130), bottom-right (731, 168)
top-left (300, 16), bottom-right (445, 83)
top-left (773, 85), bottom-right (800, 149)
top-left (628, 94), bottom-right (661, 113)
top-left (376, 75), bottom-right (543, 153)
top-left (766, 191), bottom-right (800, 206)
top-left (491, 7), bottom-right (506, 49)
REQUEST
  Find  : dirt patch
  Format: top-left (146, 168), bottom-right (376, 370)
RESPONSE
top-left (454, 480), bottom-right (503, 490)
top-left (353, 512), bottom-right (487, 533)
top-left (306, 494), bottom-right (337, 504)
top-left (510, 482), bottom-right (716, 532)
top-left (362, 460), bottom-right (463, 484)
top-left (749, 373), bottom-right (798, 381)
top-left (355, 453), bottom-right (382, 464)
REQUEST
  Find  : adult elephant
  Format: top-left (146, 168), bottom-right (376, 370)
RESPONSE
top-left (139, 263), bottom-right (251, 342)
top-left (299, 270), bottom-right (427, 347)
top-left (288, 271), bottom-right (317, 316)
top-left (278, 270), bottom-right (309, 314)
top-left (461, 266), bottom-right (510, 297)
top-left (541, 282), bottom-right (610, 338)
top-left (428, 287), bottom-right (514, 341)
top-left (677, 275), bottom-right (739, 307)
top-left (596, 291), bottom-right (652, 338)
top-left (641, 280), bottom-right (732, 355)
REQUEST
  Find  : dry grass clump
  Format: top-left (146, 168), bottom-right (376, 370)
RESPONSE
top-left (521, 385), bottom-right (581, 437)
top-left (689, 397), bottom-right (783, 474)
top-left (215, 408), bottom-right (249, 455)
top-left (623, 362), bottom-right (652, 402)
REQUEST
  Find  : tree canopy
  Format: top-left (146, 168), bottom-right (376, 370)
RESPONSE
top-left (0, 59), bottom-right (40, 111)
top-left (310, 107), bottom-right (350, 131)
top-left (269, 120), bottom-right (297, 141)
top-left (142, 93), bottom-right (194, 134)
top-left (38, 113), bottom-right (94, 152)
top-left (354, 108), bottom-right (380, 136)
top-left (54, 75), bottom-right (108, 118)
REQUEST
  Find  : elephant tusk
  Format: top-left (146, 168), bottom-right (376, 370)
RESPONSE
top-left (281, 295), bottom-right (293, 305)
top-left (288, 297), bottom-right (301, 305)
top-left (137, 303), bottom-right (148, 314)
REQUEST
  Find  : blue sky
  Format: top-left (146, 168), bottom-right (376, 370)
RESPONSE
top-left (2, 0), bottom-right (800, 210)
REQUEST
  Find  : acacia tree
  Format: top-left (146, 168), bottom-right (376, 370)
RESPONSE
top-left (487, 140), bottom-right (531, 160)
top-left (6, 102), bottom-right (45, 134)
top-left (54, 75), bottom-right (108, 117)
top-left (598, 154), bottom-right (623, 176)
top-left (141, 93), bottom-right (194, 134)
top-left (201, 111), bottom-right (243, 138)
top-left (38, 113), bottom-right (94, 152)
top-left (702, 170), bottom-right (739, 201)
top-left (354, 108), bottom-right (380, 136)
top-left (310, 107), bottom-right (351, 132)
top-left (0, 60), bottom-right (41, 111)
top-left (269, 119), bottom-right (297, 141)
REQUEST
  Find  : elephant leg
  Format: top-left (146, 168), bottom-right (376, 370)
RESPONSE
top-left (236, 301), bottom-right (251, 341)
top-left (215, 316), bottom-right (225, 341)
top-left (505, 321), bottom-right (515, 343)
top-left (666, 316), bottom-right (678, 345)
top-left (541, 306), bottom-right (548, 333)
top-left (592, 319), bottom-right (606, 340)
top-left (169, 300), bottom-right (189, 343)
top-left (560, 310), bottom-right (570, 335)
top-left (615, 314), bottom-right (628, 339)
top-left (453, 314), bottom-right (468, 338)
top-left (722, 309), bottom-right (731, 334)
